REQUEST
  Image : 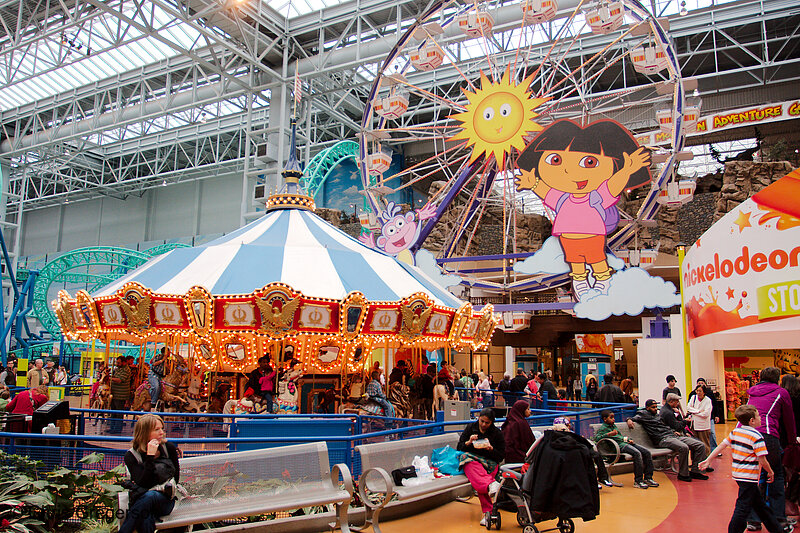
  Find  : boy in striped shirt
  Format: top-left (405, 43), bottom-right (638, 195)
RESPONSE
top-left (699, 404), bottom-right (786, 533)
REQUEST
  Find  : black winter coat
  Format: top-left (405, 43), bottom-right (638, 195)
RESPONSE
top-left (522, 430), bottom-right (599, 521)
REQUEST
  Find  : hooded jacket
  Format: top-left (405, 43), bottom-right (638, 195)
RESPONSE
top-left (747, 381), bottom-right (797, 441)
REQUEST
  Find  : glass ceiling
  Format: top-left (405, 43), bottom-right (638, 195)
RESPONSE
top-left (0, 3), bottom-right (202, 112)
top-left (266, 0), bottom-right (349, 19)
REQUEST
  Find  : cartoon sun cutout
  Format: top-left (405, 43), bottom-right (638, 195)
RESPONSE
top-left (449, 68), bottom-right (550, 170)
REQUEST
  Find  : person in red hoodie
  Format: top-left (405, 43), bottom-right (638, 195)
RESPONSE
top-left (745, 367), bottom-right (800, 532)
top-left (6, 385), bottom-right (48, 433)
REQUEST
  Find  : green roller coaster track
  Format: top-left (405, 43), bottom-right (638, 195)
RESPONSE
top-left (300, 140), bottom-right (360, 199)
top-left (23, 243), bottom-right (189, 339)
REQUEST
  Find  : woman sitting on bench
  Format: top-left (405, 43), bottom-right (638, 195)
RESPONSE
top-left (121, 414), bottom-right (180, 533)
top-left (457, 407), bottom-right (506, 526)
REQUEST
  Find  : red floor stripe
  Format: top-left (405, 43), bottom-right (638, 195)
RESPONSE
top-left (649, 448), bottom-right (738, 531)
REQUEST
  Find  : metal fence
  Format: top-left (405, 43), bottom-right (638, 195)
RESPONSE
top-left (3, 400), bottom-right (637, 479)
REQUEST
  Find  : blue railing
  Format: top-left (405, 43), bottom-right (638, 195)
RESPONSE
top-left (2, 400), bottom-right (637, 478)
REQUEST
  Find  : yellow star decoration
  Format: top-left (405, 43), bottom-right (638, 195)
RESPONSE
top-left (734, 210), bottom-right (752, 232)
top-left (449, 68), bottom-right (550, 170)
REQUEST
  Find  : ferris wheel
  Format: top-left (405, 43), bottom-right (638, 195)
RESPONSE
top-left (358, 0), bottom-right (694, 293)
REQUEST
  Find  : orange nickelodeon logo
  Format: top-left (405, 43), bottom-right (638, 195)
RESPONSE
top-left (684, 245), bottom-right (800, 289)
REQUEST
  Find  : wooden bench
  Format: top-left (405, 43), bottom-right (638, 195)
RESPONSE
top-left (354, 432), bottom-right (470, 533)
top-left (589, 422), bottom-right (678, 473)
top-left (120, 442), bottom-right (354, 532)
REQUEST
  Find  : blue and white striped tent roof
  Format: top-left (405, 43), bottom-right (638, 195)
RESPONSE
top-left (94, 207), bottom-right (464, 309)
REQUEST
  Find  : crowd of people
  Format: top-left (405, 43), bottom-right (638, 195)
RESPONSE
top-left (453, 365), bottom-right (800, 531)
top-left (10, 353), bottom-right (800, 532)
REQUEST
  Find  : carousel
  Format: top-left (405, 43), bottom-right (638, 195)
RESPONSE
top-left (53, 120), bottom-right (497, 417)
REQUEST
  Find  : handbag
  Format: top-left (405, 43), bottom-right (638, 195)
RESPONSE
top-left (391, 466), bottom-right (417, 486)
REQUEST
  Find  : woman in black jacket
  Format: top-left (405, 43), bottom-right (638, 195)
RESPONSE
top-left (585, 376), bottom-right (598, 403)
top-left (121, 414), bottom-right (180, 533)
top-left (457, 408), bottom-right (505, 526)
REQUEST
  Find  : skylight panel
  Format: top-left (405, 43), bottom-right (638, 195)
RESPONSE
top-left (266, 0), bottom-right (350, 18)
top-left (0, 4), bottom-right (204, 113)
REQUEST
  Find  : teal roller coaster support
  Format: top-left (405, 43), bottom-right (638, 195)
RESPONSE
top-left (300, 140), bottom-right (360, 199)
top-left (31, 243), bottom-right (190, 339)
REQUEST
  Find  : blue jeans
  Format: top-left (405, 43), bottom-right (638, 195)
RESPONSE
top-left (621, 442), bottom-right (654, 482)
top-left (481, 392), bottom-right (494, 407)
top-left (709, 417), bottom-right (718, 449)
top-left (261, 391), bottom-right (274, 413)
top-left (147, 371), bottom-right (161, 405)
top-left (120, 490), bottom-right (175, 533)
top-left (732, 481), bottom-right (783, 533)
top-left (749, 433), bottom-right (786, 525)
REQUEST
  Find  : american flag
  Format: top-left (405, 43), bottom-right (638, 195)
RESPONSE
top-left (294, 71), bottom-right (301, 104)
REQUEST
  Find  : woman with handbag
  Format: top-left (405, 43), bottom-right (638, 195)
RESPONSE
top-left (120, 414), bottom-right (180, 533)
top-left (687, 384), bottom-right (713, 453)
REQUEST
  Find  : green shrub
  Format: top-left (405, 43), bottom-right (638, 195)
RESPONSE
top-left (0, 451), bottom-right (125, 532)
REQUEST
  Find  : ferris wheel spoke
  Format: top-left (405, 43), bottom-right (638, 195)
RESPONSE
top-left (540, 51), bottom-right (633, 116)
top-left (393, 153), bottom-right (472, 193)
top-left (379, 141), bottom-right (469, 186)
top-left (520, 0), bottom-right (591, 86)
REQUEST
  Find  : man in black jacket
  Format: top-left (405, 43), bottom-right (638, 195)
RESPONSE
top-left (627, 399), bottom-right (708, 482)
top-left (497, 373), bottom-right (513, 406)
top-left (659, 394), bottom-right (689, 433)
top-left (535, 372), bottom-right (558, 402)
top-left (596, 373), bottom-right (625, 403)
top-left (510, 368), bottom-right (528, 395)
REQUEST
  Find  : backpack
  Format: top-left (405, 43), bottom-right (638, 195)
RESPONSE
top-left (555, 190), bottom-right (619, 234)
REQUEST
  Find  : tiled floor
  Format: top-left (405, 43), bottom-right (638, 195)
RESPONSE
top-left (379, 423), bottom-right (740, 532)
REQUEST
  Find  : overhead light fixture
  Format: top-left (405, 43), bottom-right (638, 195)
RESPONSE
top-left (679, 1), bottom-right (688, 16)
top-left (162, 180), bottom-right (167, 187)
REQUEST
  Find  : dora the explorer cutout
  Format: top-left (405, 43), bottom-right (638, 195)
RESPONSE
top-left (515, 119), bottom-right (651, 301)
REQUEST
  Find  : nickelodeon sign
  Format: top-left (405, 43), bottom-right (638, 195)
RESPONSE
top-left (683, 245), bottom-right (800, 289)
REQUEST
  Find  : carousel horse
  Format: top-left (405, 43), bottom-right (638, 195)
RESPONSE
top-left (131, 382), bottom-right (152, 412)
top-left (206, 382), bottom-right (233, 414)
top-left (388, 381), bottom-right (411, 419)
top-left (158, 355), bottom-right (191, 410)
top-left (433, 383), bottom-right (455, 411)
top-left (275, 364), bottom-right (302, 414)
top-left (91, 384), bottom-right (113, 410)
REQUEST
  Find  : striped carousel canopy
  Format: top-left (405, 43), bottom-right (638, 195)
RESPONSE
top-left (93, 206), bottom-right (463, 309)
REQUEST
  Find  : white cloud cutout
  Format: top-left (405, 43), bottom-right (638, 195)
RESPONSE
top-left (573, 267), bottom-right (681, 320)
top-left (513, 236), bottom-right (570, 275)
top-left (343, 185), bottom-right (360, 195)
top-left (415, 249), bottom-right (463, 290)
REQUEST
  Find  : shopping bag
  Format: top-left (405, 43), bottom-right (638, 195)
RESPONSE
top-left (431, 445), bottom-right (464, 476)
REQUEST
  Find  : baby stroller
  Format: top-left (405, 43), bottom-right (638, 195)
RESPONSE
top-left (485, 429), bottom-right (599, 532)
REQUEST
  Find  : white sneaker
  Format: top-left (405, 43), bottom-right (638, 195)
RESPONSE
top-left (480, 514), bottom-right (487, 526)
top-left (592, 277), bottom-right (611, 294)
top-left (573, 278), bottom-right (591, 300)
top-left (487, 481), bottom-right (501, 496)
